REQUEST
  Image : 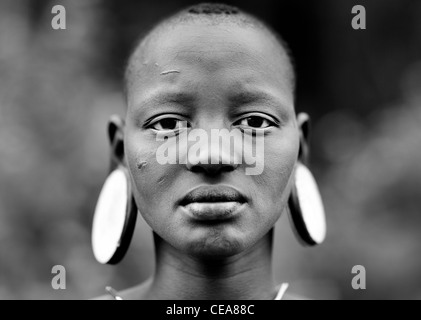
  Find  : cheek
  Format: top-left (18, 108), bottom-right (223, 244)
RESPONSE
top-left (125, 135), bottom-right (178, 217)
top-left (251, 132), bottom-right (299, 208)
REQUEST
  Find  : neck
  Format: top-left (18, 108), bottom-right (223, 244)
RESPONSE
top-left (146, 231), bottom-right (276, 300)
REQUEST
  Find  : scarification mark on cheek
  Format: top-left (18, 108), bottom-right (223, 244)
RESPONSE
top-left (137, 161), bottom-right (148, 170)
top-left (157, 175), bottom-right (167, 185)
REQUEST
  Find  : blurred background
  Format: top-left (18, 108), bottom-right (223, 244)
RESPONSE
top-left (0, 0), bottom-right (420, 300)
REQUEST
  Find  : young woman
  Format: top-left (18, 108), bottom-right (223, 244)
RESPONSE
top-left (92, 3), bottom-right (326, 300)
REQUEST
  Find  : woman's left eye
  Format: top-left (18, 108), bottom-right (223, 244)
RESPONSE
top-left (233, 116), bottom-right (275, 129)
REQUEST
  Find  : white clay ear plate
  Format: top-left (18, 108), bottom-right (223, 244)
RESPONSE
top-left (295, 163), bottom-right (326, 244)
top-left (92, 169), bottom-right (127, 264)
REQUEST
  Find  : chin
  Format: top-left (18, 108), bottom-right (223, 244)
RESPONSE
top-left (185, 232), bottom-right (246, 259)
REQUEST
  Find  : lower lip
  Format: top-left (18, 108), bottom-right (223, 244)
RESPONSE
top-left (181, 201), bottom-right (245, 221)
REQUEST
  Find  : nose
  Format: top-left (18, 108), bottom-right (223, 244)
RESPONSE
top-left (185, 133), bottom-right (239, 175)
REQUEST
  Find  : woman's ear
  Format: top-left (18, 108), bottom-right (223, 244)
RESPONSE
top-left (297, 112), bottom-right (311, 165)
top-left (108, 114), bottom-right (125, 169)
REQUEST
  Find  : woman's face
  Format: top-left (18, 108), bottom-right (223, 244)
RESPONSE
top-left (124, 23), bottom-right (300, 258)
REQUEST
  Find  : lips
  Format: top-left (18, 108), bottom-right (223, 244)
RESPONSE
top-left (179, 186), bottom-right (247, 221)
top-left (179, 185), bottom-right (247, 206)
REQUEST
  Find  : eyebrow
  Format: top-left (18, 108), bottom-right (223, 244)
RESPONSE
top-left (133, 91), bottom-right (196, 110)
top-left (132, 89), bottom-right (292, 123)
top-left (130, 91), bottom-right (196, 125)
top-left (228, 90), bottom-right (292, 122)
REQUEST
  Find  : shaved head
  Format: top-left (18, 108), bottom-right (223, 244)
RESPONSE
top-left (124, 3), bottom-right (296, 101)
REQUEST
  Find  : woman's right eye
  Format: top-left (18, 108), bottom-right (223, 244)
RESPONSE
top-left (150, 118), bottom-right (190, 131)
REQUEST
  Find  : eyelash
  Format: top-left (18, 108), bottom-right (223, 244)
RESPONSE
top-left (147, 113), bottom-right (278, 132)
top-left (148, 115), bottom-right (190, 131)
top-left (232, 113), bottom-right (278, 129)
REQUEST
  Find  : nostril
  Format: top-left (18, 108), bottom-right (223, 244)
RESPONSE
top-left (184, 133), bottom-right (241, 174)
top-left (190, 166), bottom-right (202, 173)
top-left (218, 163), bottom-right (237, 172)
top-left (189, 162), bottom-right (238, 175)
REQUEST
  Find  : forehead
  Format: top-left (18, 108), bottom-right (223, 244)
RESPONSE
top-left (127, 22), bottom-right (294, 109)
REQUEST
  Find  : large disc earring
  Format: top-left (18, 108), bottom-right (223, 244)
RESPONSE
top-left (91, 166), bottom-right (138, 264)
top-left (288, 162), bottom-right (326, 246)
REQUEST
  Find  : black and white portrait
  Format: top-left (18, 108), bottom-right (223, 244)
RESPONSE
top-left (0, 0), bottom-right (420, 301)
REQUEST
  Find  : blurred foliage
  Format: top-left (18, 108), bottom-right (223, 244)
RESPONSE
top-left (0, 0), bottom-right (420, 299)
